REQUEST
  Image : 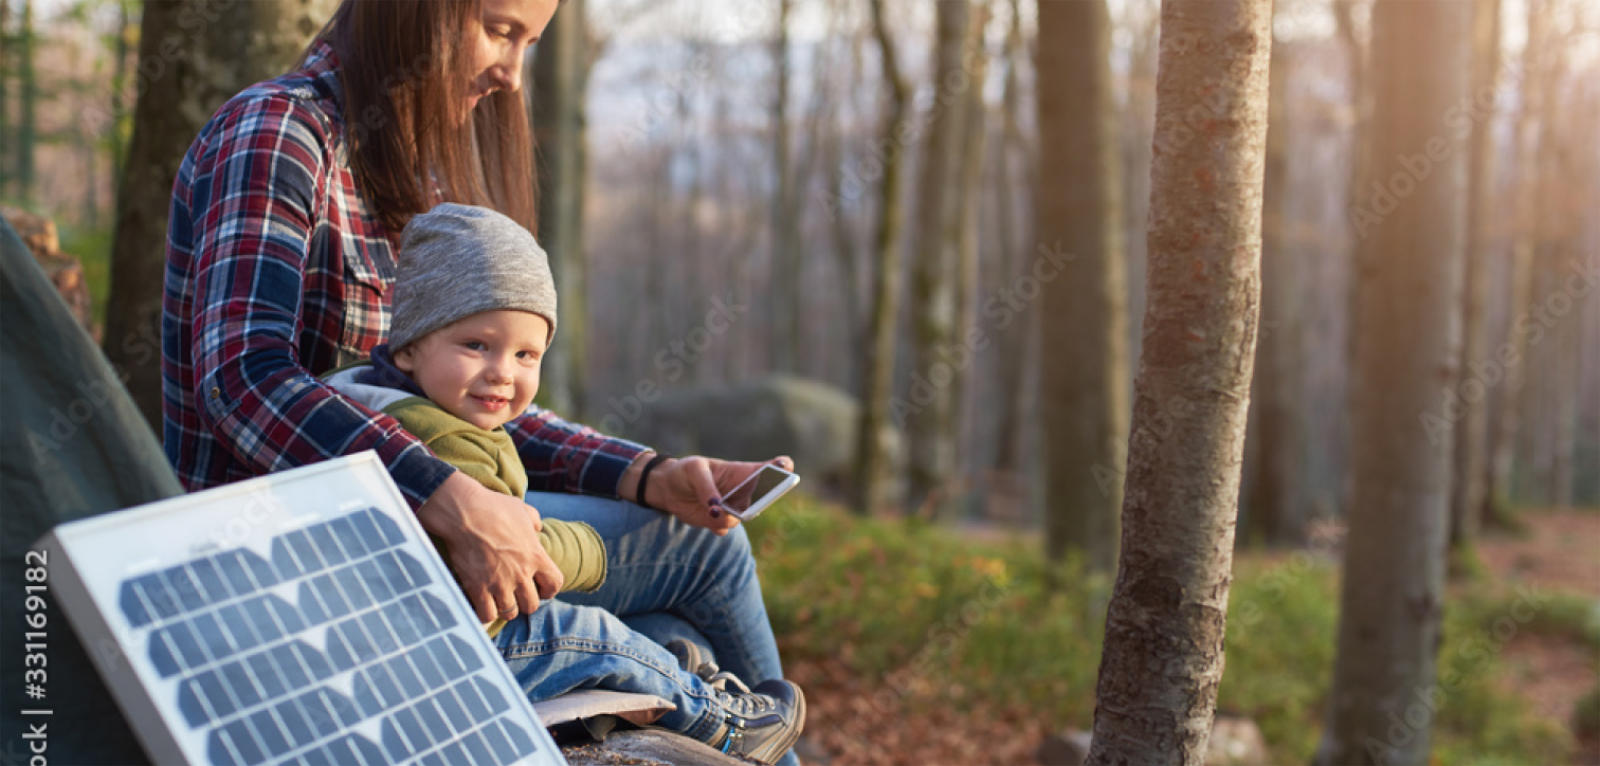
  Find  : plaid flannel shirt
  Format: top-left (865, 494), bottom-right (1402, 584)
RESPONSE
top-left (162, 42), bottom-right (647, 509)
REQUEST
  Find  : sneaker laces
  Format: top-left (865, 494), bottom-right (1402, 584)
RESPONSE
top-left (705, 670), bottom-right (751, 694)
top-left (716, 686), bottom-right (780, 721)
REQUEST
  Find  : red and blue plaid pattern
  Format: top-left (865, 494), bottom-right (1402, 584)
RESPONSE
top-left (162, 43), bottom-right (646, 509)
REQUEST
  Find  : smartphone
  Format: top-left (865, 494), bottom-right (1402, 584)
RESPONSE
top-left (721, 464), bottom-right (800, 521)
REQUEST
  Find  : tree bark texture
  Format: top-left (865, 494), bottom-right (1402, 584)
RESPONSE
top-left (1319, 0), bottom-right (1470, 763)
top-left (852, 0), bottom-right (910, 515)
top-left (1449, 0), bottom-right (1501, 548)
top-left (105, 0), bottom-right (335, 429)
top-left (530, 0), bottom-right (592, 418)
top-left (1242, 33), bottom-right (1307, 547)
top-left (1085, 0), bottom-right (1272, 762)
top-left (903, 0), bottom-right (972, 516)
top-left (1036, 0), bottom-right (1129, 573)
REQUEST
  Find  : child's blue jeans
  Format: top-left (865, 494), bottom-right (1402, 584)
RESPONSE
top-left (495, 491), bottom-right (798, 765)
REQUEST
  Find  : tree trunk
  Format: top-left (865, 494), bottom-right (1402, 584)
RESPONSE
top-left (14, 0), bottom-right (36, 205)
top-left (104, 0), bottom-right (335, 430)
top-left (1242, 34), bottom-right (1307, 548)
top-left (769, 0), bottom-right (801, 373)
top-left (1537, 76), bottom-right (1578, 509)
top-left (950, 3), bottom-right (989, 520)
top-left (1, 0), bottom-right (11, 196)
top-left (530, 0), bottom-right (592, 418)
top-left (1085, 0), bottom-right (1272, 761)
top-left (1485, 3), bottom-right (1544, 520)
top-left (989, 0), bottom-right (1031, 476)
top-left (824, 24), bottom-right (864, 394)
top-left (1318, 0), bottom-right (1470, 762)
top-left (852, 0), bottom-right (911, 516)
top-left (1448, 0), bottom-right (1501, 549)
top-left (1035, 0), bottom-right (1128, 573)
top-left (110, 0), bottom-right (134, 179)
top-left (904, 0), bottom-right (972, 516)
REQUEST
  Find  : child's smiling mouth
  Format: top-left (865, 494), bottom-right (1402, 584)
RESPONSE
top-left (471, 393), bottom-right (509, 410)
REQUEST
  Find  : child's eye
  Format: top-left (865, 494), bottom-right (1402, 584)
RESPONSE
top-left (463, 340), bottom-right (486, 351)
top-left (516, 350), bottom-right (539, 361)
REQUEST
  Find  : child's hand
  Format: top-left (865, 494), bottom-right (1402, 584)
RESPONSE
top-left (640, 455), bottom-right (795, 535)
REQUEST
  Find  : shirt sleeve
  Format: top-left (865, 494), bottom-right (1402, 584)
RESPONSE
top-left (186, 93), bottom-right (456, 509)
top-left (504, 406), bottom-right (650, 497)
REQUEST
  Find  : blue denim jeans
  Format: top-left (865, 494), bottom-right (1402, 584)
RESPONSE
top-left (496, 492), bottom-right (798, 765)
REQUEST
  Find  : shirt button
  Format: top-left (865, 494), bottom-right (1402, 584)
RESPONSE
top-left (210, 386), bottom-right (221, 399)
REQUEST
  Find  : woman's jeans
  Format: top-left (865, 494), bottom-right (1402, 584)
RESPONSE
top-left (496, 492), bottom-right (797, 764)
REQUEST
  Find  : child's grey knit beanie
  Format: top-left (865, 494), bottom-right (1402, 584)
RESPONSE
top-left (388, 203), bottom-right (558, 350)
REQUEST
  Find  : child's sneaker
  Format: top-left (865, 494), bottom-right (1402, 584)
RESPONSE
top-left (708, 679), bottom-right (806, 765)
top-left (666, 638), bottom-right (718, 680)
top-left (665, 639), bottom-right (750, 692)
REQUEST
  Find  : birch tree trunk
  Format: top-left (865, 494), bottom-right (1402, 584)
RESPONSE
top-left (1036, 0), bottom-right (1129, 573)
top-left (530, 0), bottom-right (592, 418)
top-left (903, 0), bottom-right (972, 516)
top-left (1319, 0), bottom-right (1471, 761)
top-left (1085, 0), bottom-right (1272, 761)
top-left (852, 0), bottom-right (910, 515)
top-left (1449, 0), bottom-right (1501, 548)
top-left (104, 0), bottom-right (335, 428)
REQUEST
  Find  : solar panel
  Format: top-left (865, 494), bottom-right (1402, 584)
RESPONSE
top-left (38, 451), bottom-right (565, 766)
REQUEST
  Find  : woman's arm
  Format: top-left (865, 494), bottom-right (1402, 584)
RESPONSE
top-left (503, 406), bottom-right (651, 496)
top-left (184, 93), bottom-right (454, 508)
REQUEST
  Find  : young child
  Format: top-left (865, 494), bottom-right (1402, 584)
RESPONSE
top-left (322, 203), bottom-right (604, 638)
top-left (328, 203), bottom-right (806, 764)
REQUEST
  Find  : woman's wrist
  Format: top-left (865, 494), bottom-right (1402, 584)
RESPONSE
top-left (617, 450), bottom-right (663, 506)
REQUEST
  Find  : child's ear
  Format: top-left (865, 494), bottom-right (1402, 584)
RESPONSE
top-left (393, 345), bottom-right (416, 372)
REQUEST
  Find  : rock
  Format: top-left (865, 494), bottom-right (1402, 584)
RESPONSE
top-left (1, 205), bottom-right (95, 335)
top-left (1207, 715), bottom-right (1269, 766)
top-left (1036, 728), bottom-right (1092, 765)
top-left (616, 375), bottom-right (892, 494)
top-left (1035, 717), bottom-right (1268, 766)
top-left (561, 729), bottom-right (747, 766)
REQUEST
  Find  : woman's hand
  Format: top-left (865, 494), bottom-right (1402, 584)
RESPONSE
top-left (415, 471), bottom-right (565, 622)
top-left (635, 454), bottom-right (795, 535)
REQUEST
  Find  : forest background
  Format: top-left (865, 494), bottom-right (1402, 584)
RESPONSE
top-left (2, 0), bottom-right (1597, 763)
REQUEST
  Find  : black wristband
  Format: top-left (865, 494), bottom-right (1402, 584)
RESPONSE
top-left (635, 453), bottom-right (671, 509)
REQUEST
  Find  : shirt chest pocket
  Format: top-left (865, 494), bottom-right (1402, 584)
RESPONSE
top-left (334, 235), bottom-right (396, 367)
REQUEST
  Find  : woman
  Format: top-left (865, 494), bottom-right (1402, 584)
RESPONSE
top-left (161, 0), bottom-right (802, 762)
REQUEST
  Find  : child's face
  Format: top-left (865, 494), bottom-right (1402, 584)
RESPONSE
top-left (393, 310), bottom-right (549, 430)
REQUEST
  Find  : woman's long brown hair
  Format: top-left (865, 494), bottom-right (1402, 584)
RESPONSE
top-left (302, 0), bottom-right (537, 236)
